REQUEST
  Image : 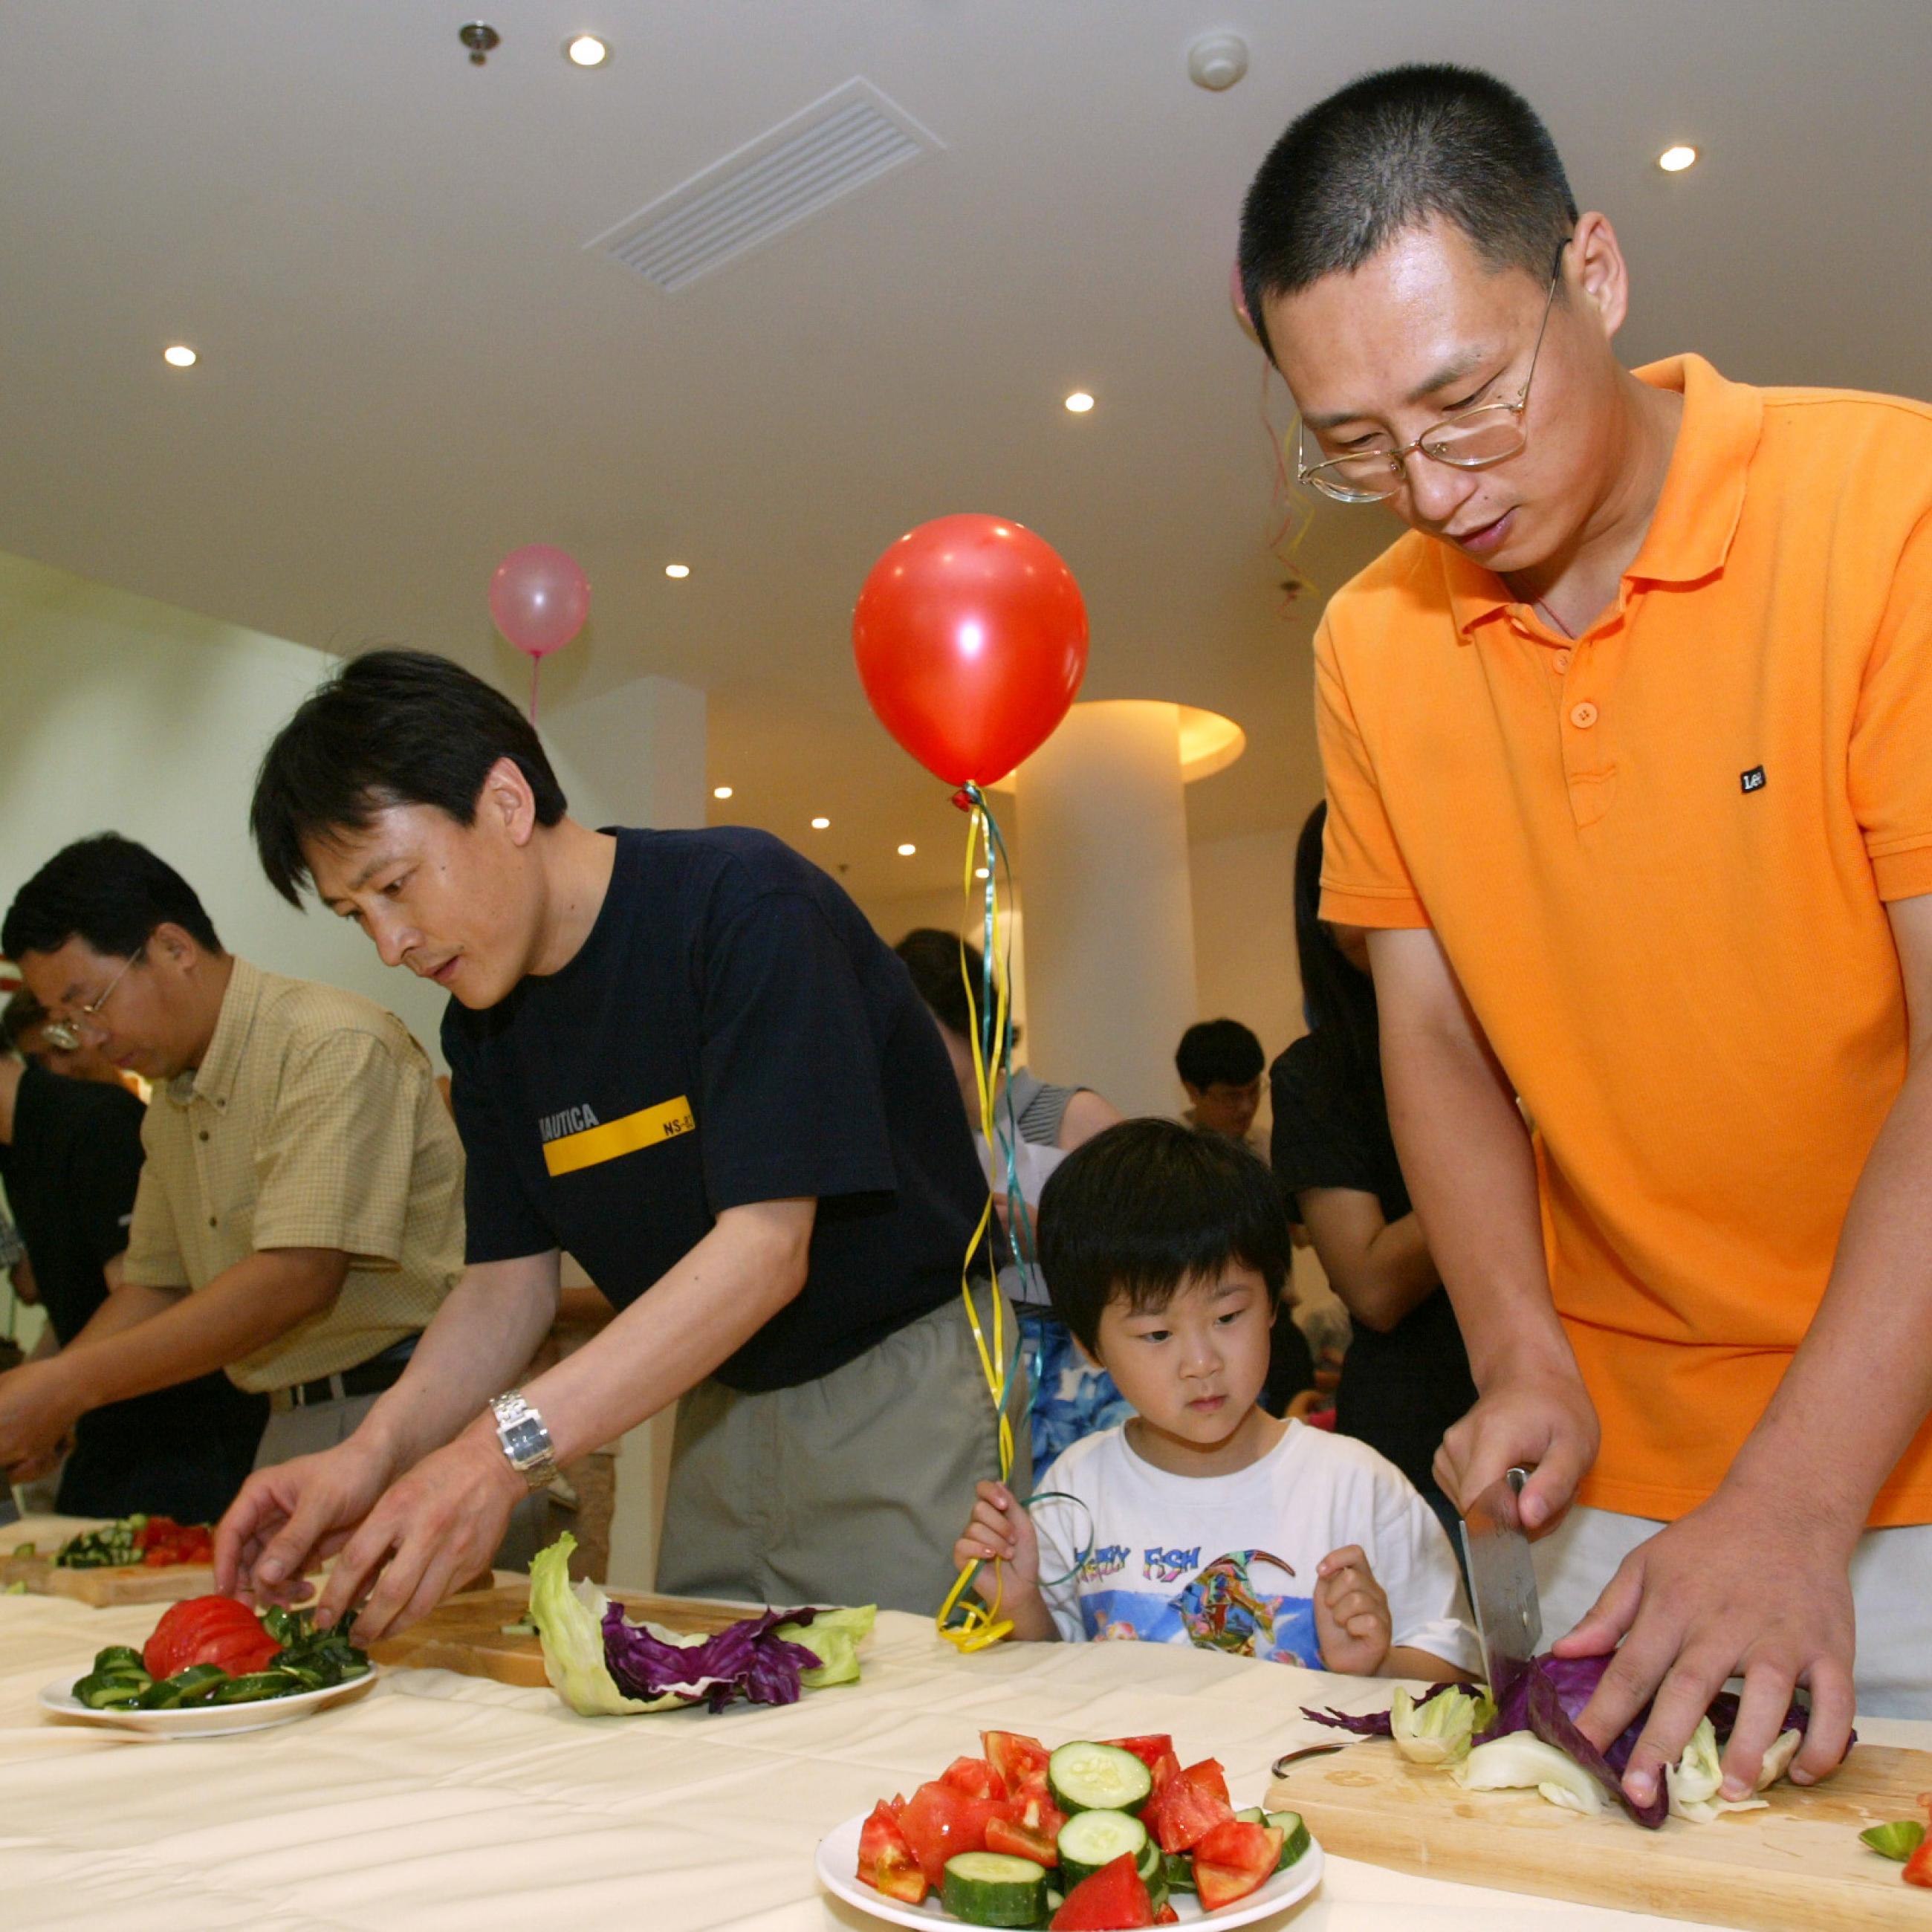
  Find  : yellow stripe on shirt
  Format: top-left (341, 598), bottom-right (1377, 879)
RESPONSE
top-left (542, 1097), bottom-right (696, 1177)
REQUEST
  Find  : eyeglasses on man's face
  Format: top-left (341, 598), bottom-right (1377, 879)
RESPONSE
top-left (38, 946), bottom-right (145, 1051)
top-left (1295, 241), bottom-right (1568, 505)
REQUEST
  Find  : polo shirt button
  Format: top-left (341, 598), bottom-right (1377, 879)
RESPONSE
top-left (1553, 649), bottom-right (1573, 672)
top-left (207, 1216), bottom-right (218, 1228)
top-left (198, 1130), bottom-right (210, 1142)
top-left (1569, 701), bottom-right (1599, 728)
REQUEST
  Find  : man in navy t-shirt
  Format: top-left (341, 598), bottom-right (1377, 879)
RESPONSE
top-left (221, 649), bottom-right (1020, 1633)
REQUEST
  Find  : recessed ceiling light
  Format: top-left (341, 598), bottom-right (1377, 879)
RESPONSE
top-left (1658, 144), bottom-right (1698, 173)
top-left (975, 866), bottom-right (990, 881)
top-left (163, 344), bottom-right (198, 368)
top-left (664, 563), bottom-right (690, 579)
top-left (713, 785), bottom-right (733, 800)
top-left (897, 843), bottom-right (917, 857)
top-left (565, 34), bottom-right (609, 67)
top-left (1064, 391), bottom-right (1095, 414)
top-left (811, 816), bottom-right (831, 830)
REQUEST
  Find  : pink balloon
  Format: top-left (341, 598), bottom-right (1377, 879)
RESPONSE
top-left (490, 544), bottom-right (590, 660)
top-left (1230, 259), bottom-right (1260, 343)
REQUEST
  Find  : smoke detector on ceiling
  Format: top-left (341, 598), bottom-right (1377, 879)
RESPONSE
top-left (1187, 33), bottom-right (1248, 91)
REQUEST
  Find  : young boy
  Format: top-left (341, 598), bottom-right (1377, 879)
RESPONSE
top-left (956, 1120), bottom-right (1476, 1678)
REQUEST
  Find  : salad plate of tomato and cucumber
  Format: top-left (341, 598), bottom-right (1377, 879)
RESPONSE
top-left (39, 1595), bottom-right (375, 1737)
top-left (818, 1731), bottom-right (1321, 1931)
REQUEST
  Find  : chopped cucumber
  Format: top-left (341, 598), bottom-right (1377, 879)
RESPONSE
top-left (208, 1670), bottom-right (305, 1705)
top-left (1232, 1806), bottom-right (1265, 1825)
top-left (74, 1671), bottom-right (150, 1709)
top-left (1057, 1809), bottom-right (1149, 1889)
top-left (1161, 1850), bottom-right (1196, 1894)
top-left (1046, 1740), bottom-right (1154, 1817)
top-left (941, 1851), bottom-right (1050, 1928)
top-left (1265, 1810), bottom-right (1312, 1869)
top-left (137, 1664), bottom-right (228, 1710)
top-left (91, 1645), bottom-right (146, 1676)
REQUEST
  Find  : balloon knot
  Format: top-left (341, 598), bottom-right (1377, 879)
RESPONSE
top-left (950, 788), bottom-right (976, 814)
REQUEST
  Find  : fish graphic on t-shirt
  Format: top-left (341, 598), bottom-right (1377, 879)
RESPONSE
top-left (1173, 1550), bottom-right (1298, 1659)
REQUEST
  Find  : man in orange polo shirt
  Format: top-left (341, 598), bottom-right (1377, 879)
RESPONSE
top-left (1239, 64), bottom-right (1932, 1809)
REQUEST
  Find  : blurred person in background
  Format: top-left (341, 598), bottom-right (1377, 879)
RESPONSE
top-left (1271, 804), bottom-right (1476, 1541)
top-left (1177, 1018), bottom-right (1267, 1150)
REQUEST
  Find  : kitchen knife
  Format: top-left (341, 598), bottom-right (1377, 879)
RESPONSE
top-left (1459, 1466), bottom-right (1542, 1707)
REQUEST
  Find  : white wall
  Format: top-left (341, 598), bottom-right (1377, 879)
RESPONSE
top-left (0, 550), bottom-right (450, 1055)
top-left (1189, 821), bottom-right (1306, 1095)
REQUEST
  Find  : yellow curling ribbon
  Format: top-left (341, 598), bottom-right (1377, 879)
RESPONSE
top-left (937, 787), bottom-right (1022, 1653)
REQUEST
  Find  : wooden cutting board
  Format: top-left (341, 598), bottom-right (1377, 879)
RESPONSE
top-left (365, 1580), bottom-right (752, 1687)
top-left (0, 1551), bottom-right (221, 1607)
top-left (1273, 1737), bottom-right (1932, 1930)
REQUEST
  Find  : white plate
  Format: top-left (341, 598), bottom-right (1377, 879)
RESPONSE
top-left (39, 1667), bottom-right (378, 1738)
top-left (816, 1811), bottom-right (1323, 1931)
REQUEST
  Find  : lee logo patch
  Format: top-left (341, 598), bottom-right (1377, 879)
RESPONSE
top-left (1740, 765), bottom-right (1767, 794)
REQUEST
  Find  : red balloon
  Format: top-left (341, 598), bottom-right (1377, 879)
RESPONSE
top-left (852, 514), bottom-right (1088, 786)
top-left (490, 544), bottom-right (590, 660)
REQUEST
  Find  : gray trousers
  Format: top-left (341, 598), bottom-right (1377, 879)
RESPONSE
top-left (656, 1284), bottom-right (1031, 1615)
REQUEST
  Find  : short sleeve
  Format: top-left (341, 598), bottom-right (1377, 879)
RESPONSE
top-left (444, 1020), bottom-right (557, 1266)
top-left (1371, 1463), bottom-right (1482, 1673)
top-left (249, 1031), bottom-right (425, 1261)
top-left (697, 890), bottom-right (898, 1212)
top-left (1269, 1043), bottom-right (1383, 1199)
top-left (1850, 506), bottom-right (1932, 901)
top-left (1314, 620), bottom-right (1431, 930)
top-left (121, 1150), bottom-right (188, 1290)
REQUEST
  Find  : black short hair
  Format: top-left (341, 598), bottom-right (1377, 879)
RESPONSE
top-left (895, 927), bottom-right (985, 1040)
top-left (250, 648), bottom-right (568, 907)
top-left (1037, 1118), bottom-right (1288, 1355)
top-left (1176, 1018), bottom-right (1264, 1090)
top-left (1239, 63), bottom-right (1578, 360)
top-left (2, 834), bottom-right (223, 961)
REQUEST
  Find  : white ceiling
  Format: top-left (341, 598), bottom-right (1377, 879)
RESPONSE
top-left (1, 1), bottom-right (1928, 905)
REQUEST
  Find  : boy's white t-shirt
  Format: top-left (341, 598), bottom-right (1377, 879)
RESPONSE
top-left (1033, 1419), bottom-right (1480, 1675)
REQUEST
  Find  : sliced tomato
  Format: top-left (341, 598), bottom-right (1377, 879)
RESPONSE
top-left (898, 1780), bottom-right (1001, 1887)
top-left (985, 1814), bottom-right (1059, 1865)
top-left (858, 1800), bottom-right (929, 1905)
top-left (1178, 1757), bottom-right (1230, 1805)
top-left (1154, 1909), bottom-right (1179, 1926)
top-left (1101, 1734), bottom-right (1175, 1770)
top-left (142, 1596), bottom-right (276, 1679)
top-left (1002, 1787), bottom-right (1067, 1843)
top-left (942, 1754), bottom-right (1008, 1801)
top-left (1144, 1766), bottom-right (1236, 1855)
top-left (1050, 1852), bottom-right (1154, 1931)
top-left (1192, 1821), bottom-right (1284, 1910)
top-left (982, 1728), bottom-right (1051, 1794)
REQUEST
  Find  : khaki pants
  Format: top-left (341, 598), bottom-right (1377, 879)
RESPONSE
top-left (255, 1391), bottom-right (384, 1468)
top-left (657, 1285), bottom-right (1031, 1615)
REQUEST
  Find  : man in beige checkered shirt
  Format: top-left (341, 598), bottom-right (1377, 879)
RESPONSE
top-left (0, 835), bottom-right (463, 1475)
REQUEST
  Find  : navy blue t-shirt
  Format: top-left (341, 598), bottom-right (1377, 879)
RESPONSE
top-left (441, 828), bottom-right (992, 1393)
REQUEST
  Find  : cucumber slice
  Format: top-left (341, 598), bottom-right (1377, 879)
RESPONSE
top-left (73, 1671), bottom-right (149, 1710)
top-left (91, 1645), bottom-right (146, 1676)
top-left (1232, 1806), bottom-right (1265, 1825)
top-left (941, 1851), bottom-right (1050, 1928)
top-left (1057, 1809), bottom-right (1149, 1889)
top-left (1161, 1850), bottom-right (1196, 1894)
top-left (1046, 1741), bottom-right (1154, 1817)
top-left (1265, 1810), bottom-right (1312, 1869)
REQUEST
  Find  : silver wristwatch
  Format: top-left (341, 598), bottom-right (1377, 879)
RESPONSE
top-left (490, 1390), bottom-right (559, 1490)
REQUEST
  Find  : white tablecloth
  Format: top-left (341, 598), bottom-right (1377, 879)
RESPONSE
top-left (1, 1534), bottom-right (1923, 1931)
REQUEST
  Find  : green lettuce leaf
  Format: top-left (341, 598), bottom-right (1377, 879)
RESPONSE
top-left (778, 1604), bottom-right (877, 1688)
top-left (528, 1533), bottom-right (681, 1716)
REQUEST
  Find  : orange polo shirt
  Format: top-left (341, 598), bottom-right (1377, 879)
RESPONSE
top-left (1316, 353), bottom-right (1932, 1526)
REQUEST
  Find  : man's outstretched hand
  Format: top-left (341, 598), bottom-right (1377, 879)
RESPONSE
top-left (1555, 1483), bottom-right (1858, 1808)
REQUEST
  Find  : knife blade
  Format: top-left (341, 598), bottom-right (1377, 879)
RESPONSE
top-left (1459, 1466), bottom-right (1542, 1707)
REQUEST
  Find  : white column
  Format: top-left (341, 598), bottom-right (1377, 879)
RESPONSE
top-left (1014, 701), bottom-right (1199, 1119)
top-left (542, 672), bottom-right (708, 831)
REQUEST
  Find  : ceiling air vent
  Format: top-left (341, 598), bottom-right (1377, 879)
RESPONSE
top-left (589, 79), bottom-right (941, 293)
